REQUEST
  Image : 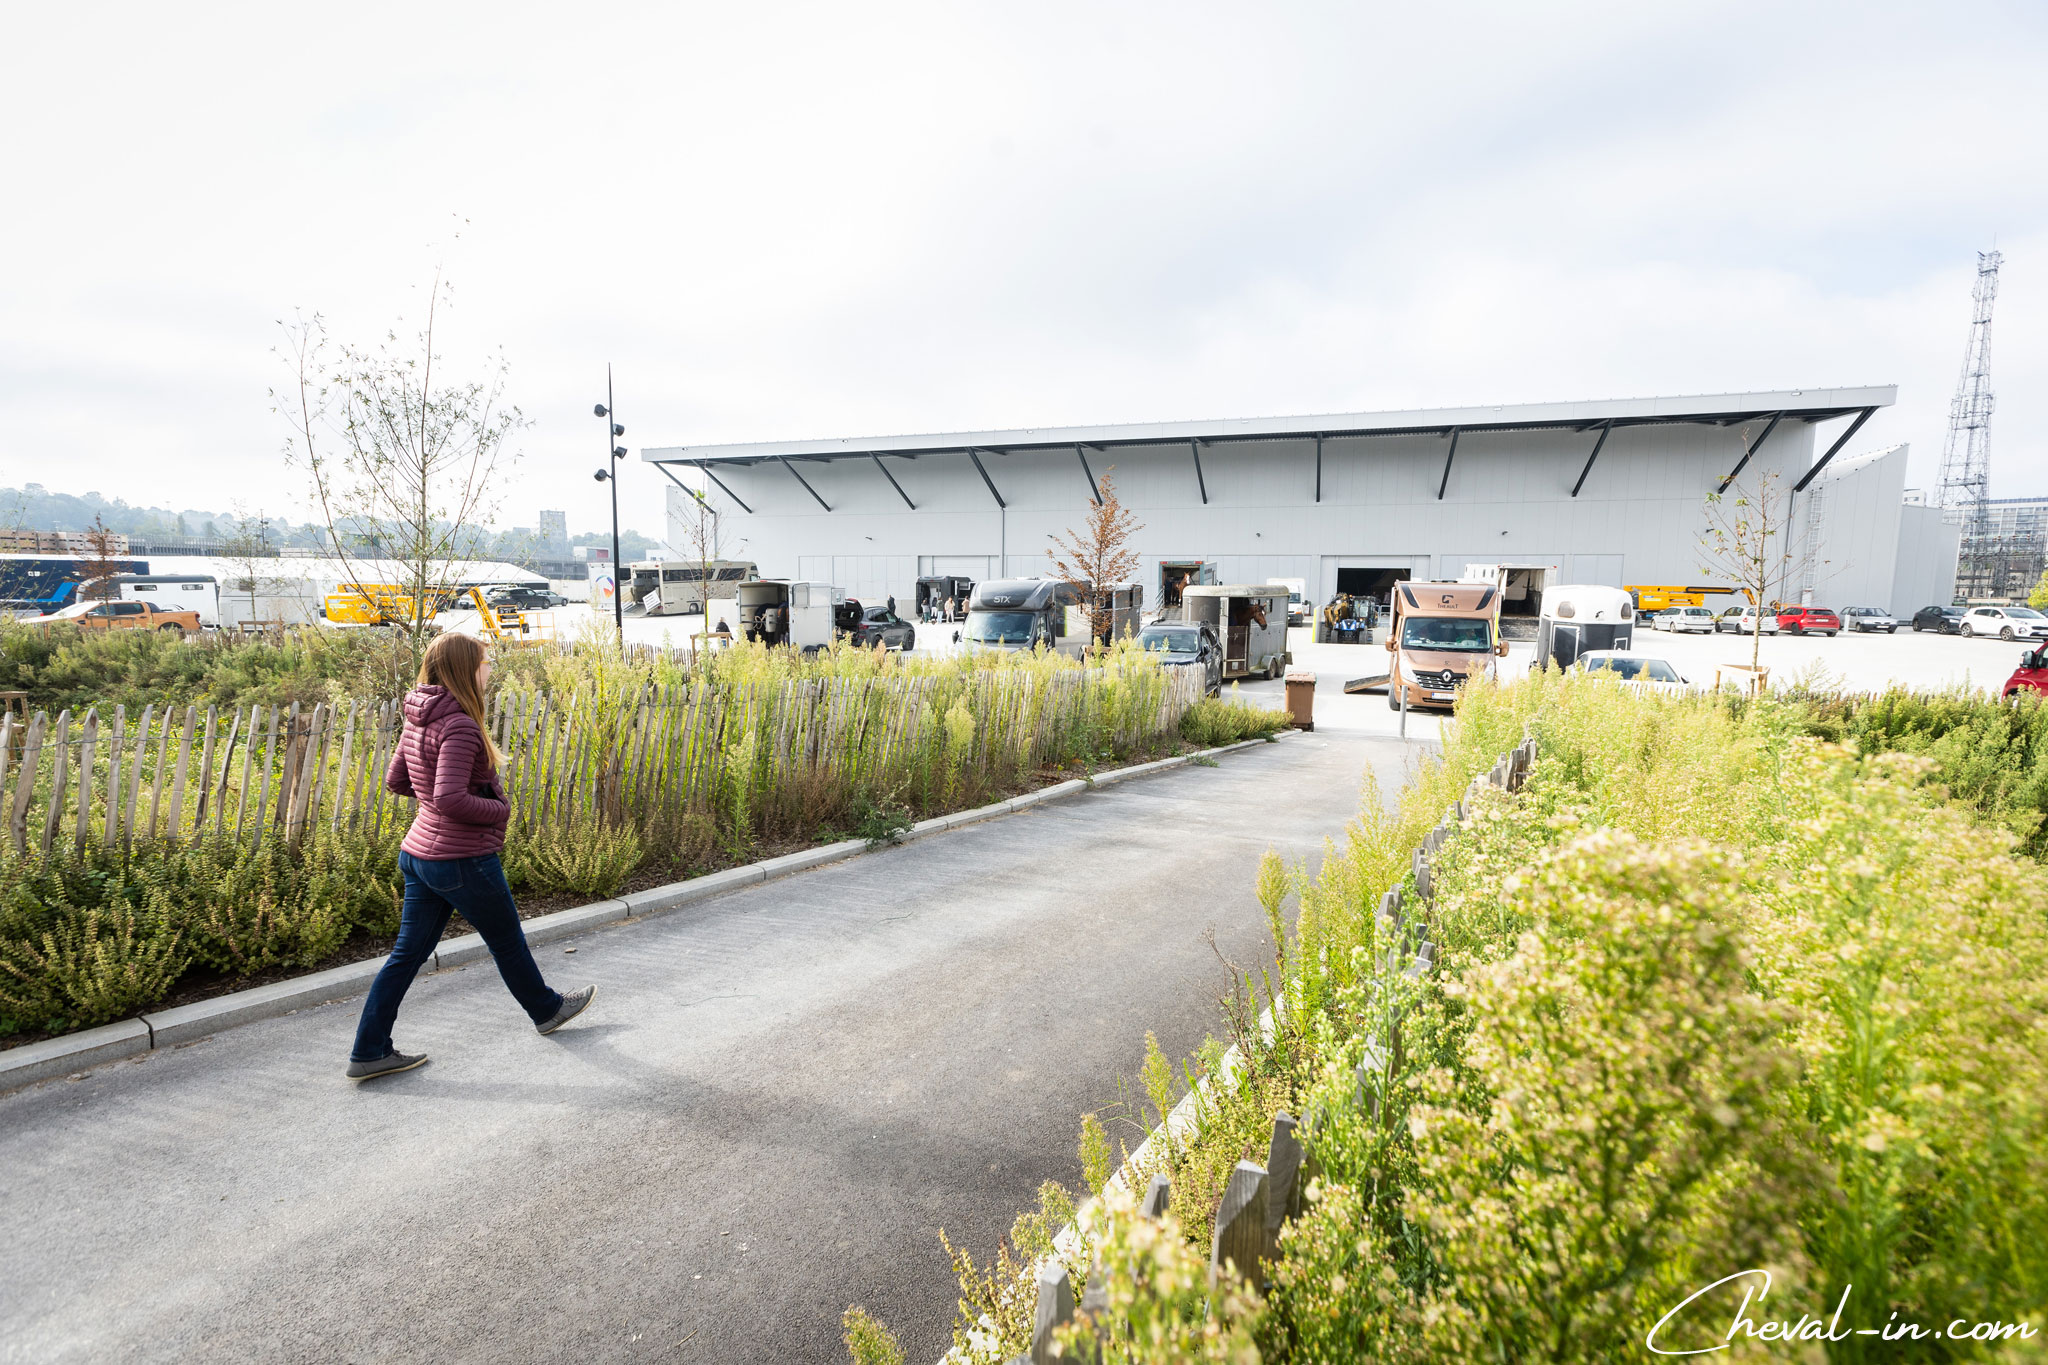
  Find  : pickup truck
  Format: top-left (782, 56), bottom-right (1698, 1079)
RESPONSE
top-left (38, 599), bottom-right (201, 634)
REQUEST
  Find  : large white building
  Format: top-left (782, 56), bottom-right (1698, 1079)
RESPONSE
top-left (644, 386), bottom-right (1958, 618)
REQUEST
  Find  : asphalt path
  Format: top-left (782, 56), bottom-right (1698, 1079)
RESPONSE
top-left (0, 728), bottom-right (1416, 1364)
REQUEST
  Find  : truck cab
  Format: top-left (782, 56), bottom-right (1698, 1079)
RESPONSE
top-left (1384, 580), bottom-right (1507, 710)
top-left (963, 578), bottom-right (1088, 656)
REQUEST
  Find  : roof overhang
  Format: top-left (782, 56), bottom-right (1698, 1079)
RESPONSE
top-left (642, 386), bottom-right (1895, 468)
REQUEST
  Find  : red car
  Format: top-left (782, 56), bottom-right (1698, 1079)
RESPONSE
top-left (2004, 647), bottom-right (2048, 700)
top-left (1776, 605), bottom-right (1841, 636)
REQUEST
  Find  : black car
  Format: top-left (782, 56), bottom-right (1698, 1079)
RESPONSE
top-left (1137, 621), bottom-right (1223, 696)
top-left (849, 605), bottom-right (916, 650)
top-left (488, 585), bottom-right (565, 611)
top-left (1912, 605), bottom-right (1968, 634)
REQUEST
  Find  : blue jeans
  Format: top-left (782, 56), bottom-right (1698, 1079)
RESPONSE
top-left (350, 851), bottom-right (564, 1063)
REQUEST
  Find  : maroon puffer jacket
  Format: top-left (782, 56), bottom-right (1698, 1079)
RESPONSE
top-left (386, 685), bottom-right (510, 859)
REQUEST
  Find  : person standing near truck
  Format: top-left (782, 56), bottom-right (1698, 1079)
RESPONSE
top-left (346, 632), bottom-right (595, 1081)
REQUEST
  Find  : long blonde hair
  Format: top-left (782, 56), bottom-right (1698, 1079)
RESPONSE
top-left (417, 632), bottom-right (505, 769)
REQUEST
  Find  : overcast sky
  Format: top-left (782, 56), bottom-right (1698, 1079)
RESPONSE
top-left (4, 1), bottom-right (2045, 542)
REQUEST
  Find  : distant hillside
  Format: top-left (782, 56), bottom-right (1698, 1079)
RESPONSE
top-left (1, 483), bottom-right (665, 558)
top-left (1, 483), bottom-right (311, 544)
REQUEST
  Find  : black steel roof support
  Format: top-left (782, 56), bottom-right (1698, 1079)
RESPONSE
top-left (870, 454), bottom-right (915, 509)
top-left (1715, 411), bottom-right (1785, 494)
top-left (655, 461), bottom-right (711, 510)
top-left (1570, 421), bottom-right (1613, 498)
top-left (682, 461), bottom-right (752, 514)
top-left (1437, 428), bottom-right (1461, 500)
top-left (779, 455), bottom-right (832, 511)
top-left (1314, 434), bottom-right (1323, 503)
top-left (1076, 445), bottom-right (1102, 505)
top-left (1791, 407), bottom-right (1878, 493)
top-left (966, 449), bottom-right (1006, 508)
top-left (1191, 440), bottom-right (1208, 504)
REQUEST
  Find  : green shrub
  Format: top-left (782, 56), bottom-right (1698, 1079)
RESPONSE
top-left (840, 1307), bottom-right (905, 1365)
top-left (181, 837), bottom-right (353, 975)
top-left (1179, 695), bottom-right (1292, 747)
top-left (504, 819), bottom-right (644, 899)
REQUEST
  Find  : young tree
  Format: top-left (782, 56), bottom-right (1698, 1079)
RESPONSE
top-left (218, 504), bottom-right (273, 628)
top-left (1045, 469), bottom-right (1144, 647)
top-left (274, 273), bottom-right (525, 663)
top-left (1698, 461), bottom-right (1832, 676)
top-left (674, 473), bottom-right (731, 651)
top-left (78, 514), bottom-right (126, 602)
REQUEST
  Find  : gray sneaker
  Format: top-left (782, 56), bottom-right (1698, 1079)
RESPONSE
top-left (346, 1051), bottom-right (428, 1081)
top-left (537, 985), bottom-right (596, 1035)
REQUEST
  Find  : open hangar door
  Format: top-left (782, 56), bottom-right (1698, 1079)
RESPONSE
top-left (1322, 557), bottom-right (1430, 613)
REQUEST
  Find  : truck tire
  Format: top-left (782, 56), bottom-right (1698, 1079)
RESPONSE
top-left (158, 622), bottom-right (183, 632)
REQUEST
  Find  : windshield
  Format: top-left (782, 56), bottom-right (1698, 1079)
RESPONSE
top-left (965, 610), bottom-right (1038, 644)
top-left (1140, 630), bottom-right (1201, 654)
top-left (2010, 608), bottom-right (2046, 619)
top-left (1401, 617), bottom-right (1491, 651)
top-left (1584, 656), bottom-right (1680, 682)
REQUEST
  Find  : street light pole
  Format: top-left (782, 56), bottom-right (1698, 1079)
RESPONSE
top-left (594, 363), bottom-right (627, 649)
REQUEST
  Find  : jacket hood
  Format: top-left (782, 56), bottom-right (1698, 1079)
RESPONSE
top-left (404, 685), bottom-right (469, 728)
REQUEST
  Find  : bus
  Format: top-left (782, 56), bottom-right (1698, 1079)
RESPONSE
top-left (625, 559), bottom-right (759, 616)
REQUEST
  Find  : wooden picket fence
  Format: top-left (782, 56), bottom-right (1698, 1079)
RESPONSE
top-left (0, 661), bottom-right (1205, 861)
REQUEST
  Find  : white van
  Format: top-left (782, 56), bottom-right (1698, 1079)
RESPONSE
top-left (110, 574), bottom-right (221, 629)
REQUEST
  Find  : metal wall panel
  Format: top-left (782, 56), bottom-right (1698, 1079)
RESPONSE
top-left (673, 418), bottom-right (1828, 612)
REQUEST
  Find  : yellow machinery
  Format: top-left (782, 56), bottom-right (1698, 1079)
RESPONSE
top-left (463, 586), bottom-right (555, 644)
top-left (322, 583), bottom-right (425, 628)
top-left (1626, 584), bottom-right (1739, 613)
top-left (321, 582), bottom-right (553, 644)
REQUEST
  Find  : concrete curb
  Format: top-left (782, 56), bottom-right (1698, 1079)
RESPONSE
top-left (0, 726), bottom-right (1299, 1093)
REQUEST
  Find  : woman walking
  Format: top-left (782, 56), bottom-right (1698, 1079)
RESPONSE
top-left (347, 633), bottom-right (594, 1080)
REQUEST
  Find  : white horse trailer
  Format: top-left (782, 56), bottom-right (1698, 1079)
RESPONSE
top-left (1182, 584), bottom-right (1291, 679)
top-left (709, 579), bottom-right (843, 650)
top-left (1533, 585), bottom-right (1636, 671)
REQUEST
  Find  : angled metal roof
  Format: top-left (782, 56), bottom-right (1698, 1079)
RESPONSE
top-left (641, 386), bottom-right (1895, 467)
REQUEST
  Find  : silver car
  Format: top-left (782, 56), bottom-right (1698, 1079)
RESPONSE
top-left (1842, 606), bottom-right (1897, 633)
top-left (1716, 605), bottom-right (1779, 635)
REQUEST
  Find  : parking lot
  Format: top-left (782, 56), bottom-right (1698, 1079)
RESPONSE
top-left (1625, 616), bottom-right (2035, 695)
top-left (545, 605), bottom-right (2030, 731)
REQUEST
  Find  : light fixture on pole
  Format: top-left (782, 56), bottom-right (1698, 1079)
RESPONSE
top-left (592, 363), bottom-right (627, 647)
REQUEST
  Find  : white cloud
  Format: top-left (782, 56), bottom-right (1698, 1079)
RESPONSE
top-left (2, 0), bottom-right (2045, 537)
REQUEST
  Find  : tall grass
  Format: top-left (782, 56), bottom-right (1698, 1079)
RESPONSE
top-left (0, 629), bottom-right (1230, 1041)
top-left (914, 674), bottom-right (2048, 1363)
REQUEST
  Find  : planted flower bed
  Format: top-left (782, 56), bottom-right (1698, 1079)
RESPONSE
top-left (874, 673), bottom-right (2048, 1364)
top-left (2, 635), bottom-right (1290, 1044)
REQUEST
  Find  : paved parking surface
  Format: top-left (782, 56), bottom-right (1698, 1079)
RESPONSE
top-left (0, 728), bottom-right (1418, 1365)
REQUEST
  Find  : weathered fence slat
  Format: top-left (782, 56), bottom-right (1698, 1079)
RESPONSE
top-left (72, 709), bottom-right (100, 846)
top-left (41, 710), bottom-right (72, 857)
top-left (8, 711), bottom-right (46, 854)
